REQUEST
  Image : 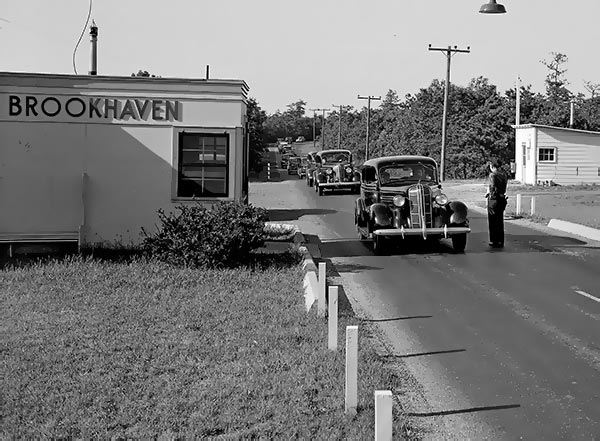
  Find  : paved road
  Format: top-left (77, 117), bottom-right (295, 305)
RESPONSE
top-left (253, 157), bottom-right (600, 439)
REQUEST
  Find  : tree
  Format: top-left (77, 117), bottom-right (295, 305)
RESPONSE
top-left (583, 80), bottom-right (600, 99)
top-left (131, 69), bottom-right (160, 78)
top-left (246, 98), bottom-right (267, 172)
top-left (540, 52), bottom-right (571, 102)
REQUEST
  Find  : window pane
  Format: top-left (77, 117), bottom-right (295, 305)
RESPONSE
top-left (202, 179), bottom-right (227, 195)
top-left (182, 134), bottom-right (200, 149)
top-left (202, 137), bottom-right (216, 148)
top-left (216, 137), bottom-right (227, 147)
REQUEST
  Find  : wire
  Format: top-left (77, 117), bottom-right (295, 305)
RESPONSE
top-left (72, 0), bottom-right (93, 75)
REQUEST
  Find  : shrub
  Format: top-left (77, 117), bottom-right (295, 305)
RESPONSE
top-left (142, 202), bottom-right (268, 268)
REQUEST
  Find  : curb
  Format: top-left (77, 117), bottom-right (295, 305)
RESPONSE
top-left (297, 231), bottom-right (319, 312)
top-left (547, 219), bottom-right (600, 242)
top-left (468, 203), bottom-right (600, 243)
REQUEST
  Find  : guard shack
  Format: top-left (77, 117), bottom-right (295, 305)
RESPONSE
top-left (513, 124), bottom-right (600, 185)
top-left (0, 72), bottom-right (250, 249)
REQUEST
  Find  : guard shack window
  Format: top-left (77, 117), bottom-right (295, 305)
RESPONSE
top-left (538, 148), bottom-right (556, 162)
top-left (178, 133), bottom-right (229, 197)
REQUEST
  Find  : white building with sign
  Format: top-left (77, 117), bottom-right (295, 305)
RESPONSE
top-left (0, 72), bottom-right (249, 248)
top-left (513, 124), bottom-right (600, 185)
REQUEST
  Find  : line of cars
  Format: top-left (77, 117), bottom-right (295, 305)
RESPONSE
top-left (300, 150), bottom-right (472, 254)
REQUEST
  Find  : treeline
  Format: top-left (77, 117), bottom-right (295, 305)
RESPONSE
top-left (249, 53), bottom-right (600, 178)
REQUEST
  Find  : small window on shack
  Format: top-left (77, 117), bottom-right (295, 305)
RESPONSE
top-left (538, 148), bottom-right (556, 163)
top-left (177, 132), bottom-right (229, 197)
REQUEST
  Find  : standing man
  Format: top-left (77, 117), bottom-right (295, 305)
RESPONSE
top-left (485, 157), bottom-right (508, 248)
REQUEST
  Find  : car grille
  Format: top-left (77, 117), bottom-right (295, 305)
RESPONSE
top-left (408, 184), bottom-right (433, 228)
top-left (380, 189), bottom-right (397, 204)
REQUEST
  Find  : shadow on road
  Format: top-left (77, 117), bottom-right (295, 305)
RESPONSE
top-left (407, 403), bottom-right (521, 418)
top-left (267, 208), bottom-right (337, 221)
top-left (360, 315), bottom-right (433, 323)
top-left (388, 348), bottom-right (467, 358)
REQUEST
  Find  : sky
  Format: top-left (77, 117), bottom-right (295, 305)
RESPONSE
top-left (1, 1), bottom-right (599, 115)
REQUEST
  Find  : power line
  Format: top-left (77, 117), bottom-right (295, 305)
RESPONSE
top-left (357, 95), bottom-right (381, 161)
top-left (428, 44), bottom-right (470, 181)
top-left (72, 0), bottom-right (93, 75)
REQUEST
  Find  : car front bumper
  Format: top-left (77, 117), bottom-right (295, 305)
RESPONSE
top-left (317, 181), bottom-right (360, 188)
top-left (373, 226), bottom-right (471, 239)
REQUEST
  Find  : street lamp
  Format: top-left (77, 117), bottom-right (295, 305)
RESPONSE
top-left (479, 0), bottom-right (506, 13)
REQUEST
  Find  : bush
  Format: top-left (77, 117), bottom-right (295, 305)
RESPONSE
top-left (142, 202), bottom-right (268, 268)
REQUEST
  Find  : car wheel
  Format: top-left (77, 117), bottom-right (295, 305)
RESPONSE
top-left (318, 185), bottom-right (324, 196)
top-left (373, 234), bottom-right (387, 255)
top-left (452, 233), bottom-right (467, 253)
top-left (357, 224), bottom-right (367, 241)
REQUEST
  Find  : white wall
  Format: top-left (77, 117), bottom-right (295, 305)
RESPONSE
top-left (536, 127), bottom-right (600, 185)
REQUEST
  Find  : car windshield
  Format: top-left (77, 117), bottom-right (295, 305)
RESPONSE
top-left (321, 152), bottom-right (350, 164)
top-left (379, 162), bottom-right (437, 185)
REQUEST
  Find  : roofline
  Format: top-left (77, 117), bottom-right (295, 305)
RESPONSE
top-left (512, 123), bottom-right (600, 136)
top-left (0, 71), bottom-right (249, 93)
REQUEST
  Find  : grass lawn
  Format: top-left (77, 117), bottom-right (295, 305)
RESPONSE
top-left (1, 254), bottom-right (414, 439)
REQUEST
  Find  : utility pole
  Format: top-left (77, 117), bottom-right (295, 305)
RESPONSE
top-left (428, 44), bottom-right (470, 182)
top-left (332, 104), bottom-right (351, 149)
top-left (321, 108), bottom-right (330, 149)
top-left (310, 108), bottom-right (330, 150)
top-left (357, 95), bottom-right (381, 161)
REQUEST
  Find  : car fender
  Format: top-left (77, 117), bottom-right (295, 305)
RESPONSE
top-left (448, 201), bottom-right (468, 225)
top-left (369, 203), bottom-right (393, 227)
top-left (355, 198), bottom-right (367, 225)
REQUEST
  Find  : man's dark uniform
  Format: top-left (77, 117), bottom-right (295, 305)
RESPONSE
top-left (487, 170), bottom-right (508, 247)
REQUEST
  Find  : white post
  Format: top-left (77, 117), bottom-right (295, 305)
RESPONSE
top-left (530, 196), bottom-right (536, 215)
top-left (318, 262), bottom-right (326, 317)
top-left (267, 162), bottom-right (271, 181)
top-left (328, 286), bottom-right (338, 351)
top-left (375, 390), bottom-right (393, 441)
top-left (345, 325), bottom-right (358, 415)
top-left (516, 193), bottom-right (522, 215)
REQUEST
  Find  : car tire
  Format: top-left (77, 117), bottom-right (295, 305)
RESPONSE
top-left (373, 234), bottom-right (387, 255)
top-left (357, 224), bottom-right (367, 241)
top-left (452, 233), bottom-right (467, 253)
top-left (318, 185), bottom-right (324, 196)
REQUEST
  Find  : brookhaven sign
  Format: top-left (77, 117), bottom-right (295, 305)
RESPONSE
top-left (8, 95), bottom-right (181, 121)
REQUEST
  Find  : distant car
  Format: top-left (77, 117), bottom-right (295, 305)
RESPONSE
top-left (354, 155), bottom-right (471, 254)
top-left (296, 136), bottom-right (306, 142)
top-left (312, 149), bottom-right (360, 196)
top-left (298, 157), bottom-right (309, 179)
top-left (287, 156), bottom-right (302, 175)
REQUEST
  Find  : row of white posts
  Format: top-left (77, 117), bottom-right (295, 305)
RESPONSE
top-left (315, 261), bottom-right (393, 440)
top-left (266, 162), bottom-right (271, 181)
top-left (515, 194), bottom-right (536, 216)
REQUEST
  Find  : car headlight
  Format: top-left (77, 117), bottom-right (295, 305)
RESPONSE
top-left (435, 194), bottom-right (449, 205)
top-left (345, 166), bottom-right (352, 173)
top-left (393, 195), bottom-right (406, 207)
top-left (326, 169), bottom-right (333, 175)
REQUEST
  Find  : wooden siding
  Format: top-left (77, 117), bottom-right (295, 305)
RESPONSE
top-left (536, 128), bottom-right (600, 184)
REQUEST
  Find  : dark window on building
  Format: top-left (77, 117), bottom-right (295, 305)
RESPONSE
top-left (178, 133), bottom-right (229, 197)
top-left (538, 148), bottom-right (555, 162)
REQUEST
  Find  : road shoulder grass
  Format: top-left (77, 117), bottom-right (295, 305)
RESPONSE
top-left (1, 254), bottom-right (416, 439)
